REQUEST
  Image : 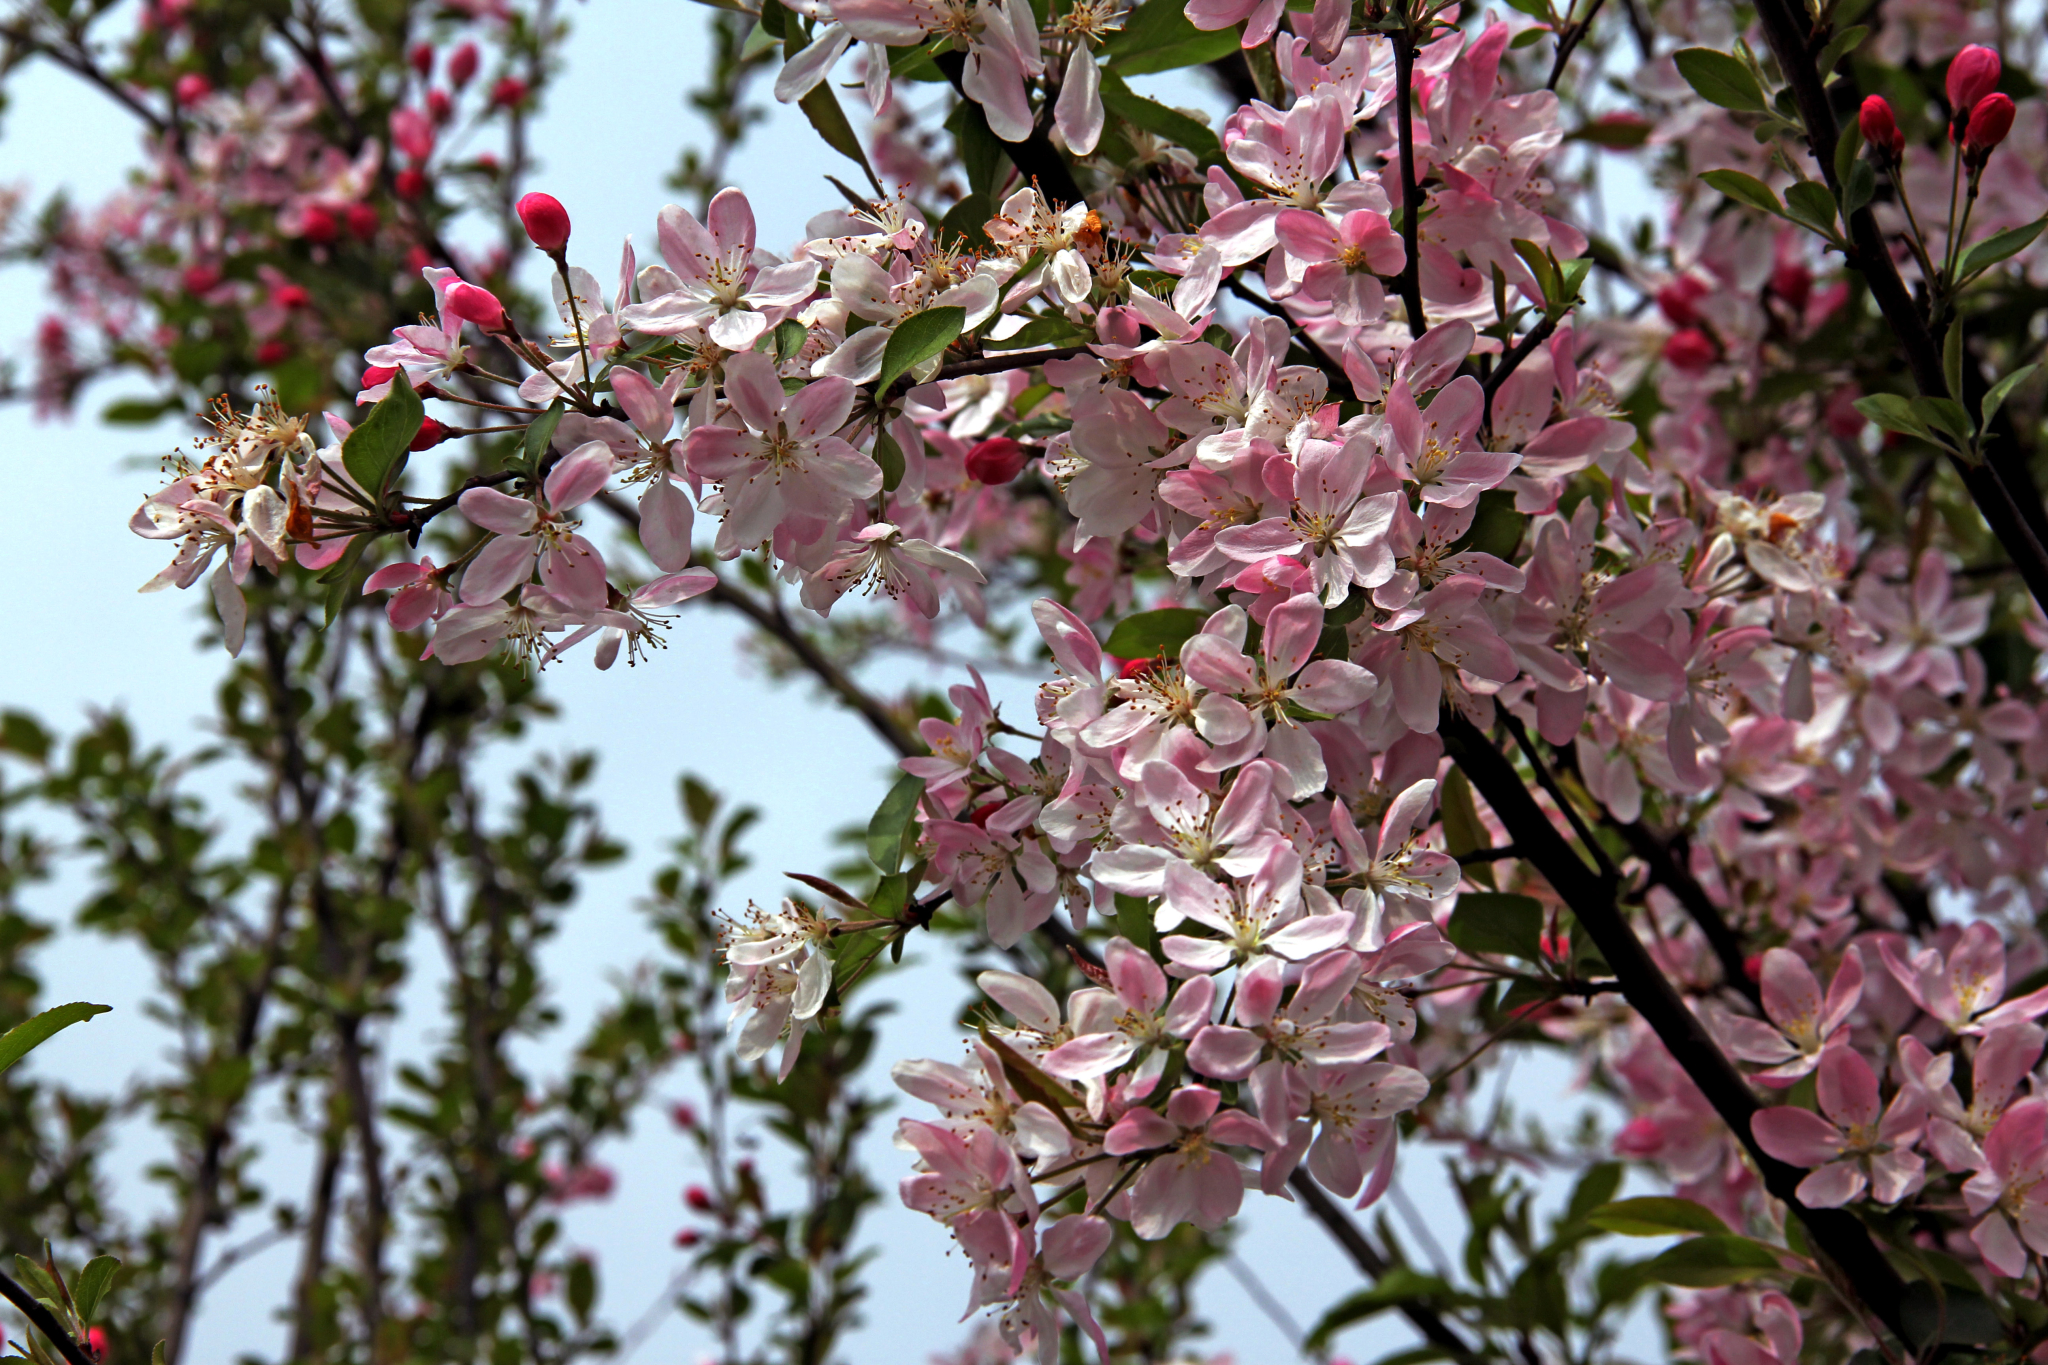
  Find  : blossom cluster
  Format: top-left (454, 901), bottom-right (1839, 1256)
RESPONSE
top-left (111, 0), bottom-right (2048, 1356)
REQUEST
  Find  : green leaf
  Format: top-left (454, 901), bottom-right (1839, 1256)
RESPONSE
top-left (1700, 168), bottom-right (1784, 218)
top-left (875, 306), bottom-right (966, 396)
top-left (1437, 768), bottom-right (1491, 860)
top-left (1098, 71), bottom-right (1221, 162)
top-left (1815, 23), bottom-right (1868, 75)
top-left (874, 429), bottom-right (906, 492)
top-left (948, 97), bottom-right (1006, 199)
top-left (1901, 1282), bottom-right (2005, 1348)
top-left (758, 0), bottom-right (789, 37)
top-left (798, 81), bottom-right (880, 192)
top-left (12, 1256), bottom-right (60, 1304)
top-left (1115, 892), bottom-right (1156, 955)
top-left (1103, 607), bottom-right (1208, 660)
top-left (71, 1257), bottom-right (118, 1324)
top-left (1915, 395), bottom-right (1974, 446)
top-left (1982, 362), bottom-right (2041, 427)
top-left (1587, 1196), bottom-right (1732, 1237)
top-left (1446, 892), bottom-right (1544, 961)
top-left (102, 396), bottom-right (181, 425)
top-left (939, 193), bottom-right (994, 252)
top-left (1641, 1235), bottom-right (1782, 1287)
top-left (985, 314), bottom-right (1091, 351)
top-left (524, 397), bottom-right (565, 473)
top-left (1673, 47), bottom-right (1768, 112)
top-left (0, 1002), bottom-right (112, 1075)
top-left (866, 774), bottom-right (926, 875)
top-left (566, 1255), bottom-right (596, 1327)
top-left (1454, 489), bottom-right (1528, 561)
top-left (1958, 215), bottom-right (2047, 278)
top-left (1853, 393), bottom-right (1937, 441)
top-left (1511, 238), bottom-right (1560, 305)
top-left (1833, 116), bottom-right (1864, 190)
top-left (341, 378), bottom-right (423, 503)
top-left (774, 318), bottom-right (809, 365)
top-left (0, 711), bottom-right (53, 762)
top-left (318, 533), bottom-right (373, 631)
top-left (1841, 157), bottom-right (1876, 219)
top-left (1305, 1268), bottom-right (1459, 1351)
top-left (1567, 116), bottom-right (1654, 149)
top-left (153, 1342), bottom-right (167, 1365)
top-left (1784, 180), bottom-right (1840, 238)
top-left (1103, 0), bottom-right (1239, 74)
top-left (1564, 1163), bottom-right (1624, 1225)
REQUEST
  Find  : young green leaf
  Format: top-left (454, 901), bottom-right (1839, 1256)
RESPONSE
top-left (1959, 216), bottom-right (2048, 279)
top-left (875, 305), bottom-right (966, 396)
top-left (523, 397), bottom-right (566, 473)
top-left (1841, 157), bottom-right (1876, 219)
top-left (1673, 47), bottom-right (1768, 112)
top-left (873, 428), bottom-right (906, 492)
top-left (1640, 1235), bottom-right (1783, 1287)
top-left (1982, 362), bottom-right (2041, 427)
top-left (1098, 71), bottom-right (1223, 161)
top-left (1784, 180), bottom-right (1841, 239)
top-left (1446, 892), bottom-right (1545, 960)
top-left (340, 377), bottom-right (424, 503)
top-left (1700, 169), bottom-right (1785, 218)
top-left (1587, 1196), bottom-right (1732, 1237)
top-left (867, 774), bottom-right (927, 875)
top-left (0, 1002), bottom-right (112, 1075)
top-left (1853, 393), bottom-right (1937, 442)
top-left (70, 1258), bottom-right (119, 1325)
top-left (1814, 23), bottom-right (1868, 75)
top-left (798, 81), bottom-right (882, 193)
top-left (1102, 607), bottom-right (1208, 660)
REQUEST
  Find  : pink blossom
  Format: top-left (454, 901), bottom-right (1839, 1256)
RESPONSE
top-left (1749, 1045), bottom-right (1924, 1206)
top-left (457, 442), bottom-right (614, 611)
top-left (1716, 947), bottom-right (1863, 1084)
top-left (1103, 1084), bottom-right (1277, 1238)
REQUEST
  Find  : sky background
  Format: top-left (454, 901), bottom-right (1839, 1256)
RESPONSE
top-left (0, 7), bottom-right (1634, 1362)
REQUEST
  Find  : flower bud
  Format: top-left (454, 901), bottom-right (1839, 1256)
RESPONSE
top-left (490, 75), bottom-right (529, 108)
top-left (447, 41), bottom-right (479, 88)
top-left (182, 261), bottom-right (221, 294)
top-left (517, 192), bottom-right (573, 253)
top-left (1663, 327), bottom-right (1718, 371)
top-left (674, 1229), bottom-right (701, 1248)
top-left (669, 1101), bottom-right (697, 1130)
top-left (1859, 95), bottom-right (1905, 158)
top-left (428, 89), bottom-right (452, 124)
top-left (1964, 92), bottom-right (2016, 159)
top-left (443, 281), bottom-right (506, 330)
top-left (684, 1185), bottom-right (714, 1212)
top-left (394, 168), bottom-right (428, 201)
top-left (1946, 44), bottom-right (2001, 114)
top-left (1654, 275), bottom-right (1708, 327)
top-left (1118, 656), bottom-right (1162, 681)
top-left (173, 72), bottom-right (211, 105)
top-left (299, 204), bottom-right (338, 244)
top-left (1769, 261), bottom-right (1812, 313)
top-left (410, 417), bottom-right (453, 451)
top-left (255, 339), bottom-right (292, 367)
top-left (408, 43), bottom-right (434, 77)
top-left (964, 435), bottom-right (1029, 484)
top-left (345, 202), bottom-right (380, 240)
top-left (272, 282), bottom-right (311, 310)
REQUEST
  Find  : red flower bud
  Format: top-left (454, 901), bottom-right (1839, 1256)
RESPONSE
top-left (173, 72), bottom-right (211, 105)
top-left (272, 282), bottom-right (310, 309)
top-left (517, 192), bottom-right (573, 253)
top-left (1118, 656), bottom-right (1163, 681)
top-left (299, 204), bottom-right (338, 244)
top-left (964, 435), bottom-right (1029, 484)
top-left (1663, 327), bottom-right (1718, 371)
top-left (447, 41), bottom-right (479, 88)
top-left (967, 801), bottom-right (1004, 828)
top-left (490, 75), bottom-right (529, 109)
top-left (669, 1101), bottom-right (697, 1130)
top-left (408, 43), bottom-right (434, 77)
top-left (1964, 92), bottom-right (2017, 158)
top-left (86, 1328), bottom-right (107, 1361)
top-left (1946, 44), bottom-right (2001, 114)
top-left (255, 339), bottom-right (292, 367)
top-left (443, 281), bottom-right (506, 330)
top-left (684, 1185), bottom-right (714, 1212)
top-left (361, 365), bottom-right (401, 390)
top-left (345, 202), bottom-right (380, 240)
top-left (1769, 261), bottom-right (1812, 313)
top-left (394, 168), bottom-right (428, 201)
top-left (1654, 274), bottom-right (1708, 327)
top-left (182, 261), bottom-right (221, 295)
top-left (674, 1229), bottom-right (701, 1248)
top-left (1859, 95), bottom-right (1905, 158)
top-left (427, 89), bottom-right (452, 125)
top-left (410, 416), bottom-right (453, 451)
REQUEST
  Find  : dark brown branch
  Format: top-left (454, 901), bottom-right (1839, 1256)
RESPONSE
top-left (1440, 709), bottom-right (1909, 1341)
top-left (1612, 820), bottom-right (1761, 1007)
top-left (1287, 1172), bottom-right (1483, 1363)
top-left (1391, 25), bottom-right (1428, 340)
top-left (932, 52), bottom-right (1082, 206)
top-left (1544, 0), bottom-right (1608, 91)
top-left (1746, 0), bottom-right (2048, 614)
top-left (936, 345), bottom-right (1090, 379)
top-left (1481, 314), bottom-right (1560, 431)
top-left (0, 1269), bottom-right (95, 1365)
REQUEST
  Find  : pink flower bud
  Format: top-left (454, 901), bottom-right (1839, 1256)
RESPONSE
top-left (1946, 44), bottom-right (2001, 113)
top-left (1964, 92), bottom-right (2017, 158)
top-left (1655, 275), bottom-right (1708, 327)
top-left (394, 168), bottom-right (428, 201)
top-left (173, 72), bottom-right (211, 105)
top-left (255, 339), bottom-right (292, 367)
top-left (447, 41), bottom-right (479, 88)
top-left (1663, 327), bottom-right (1718, 371)
top-left (490, 75), bottom-right (529, 108)
top-left (408, 43), bottom-right (434, 77)
top-left (1859, 95), bottom-right (1905, 158)
top-left (964, 435), bottom-right (1029, 484)
top-left (272, 282), bottom-right (310, 310)
top-left (517, 193), bottom-right (572, 253)
top-left (361, 365), bottom-right (400, 388)
top-left (345, 202), bottom-right (380, 240)
top-left (182, 261), bottom-right (221, 294)
top-left (443, 281), bottom-right (506, 330)
top-left (1769, 261), bottom-right (1812, 312)
top-left (674, 1229), bottom-right (701, 1248)
top-left (299, 204), bottom-right (338, 244)
top-left (684, 1184), bottom-right (714, 1212)
top-left (669, 1101), bottom-right (697, 1130)
top-left (428, 89), bottom-right (452, 124)
top-left (410, 416), bottom-right (453, 451)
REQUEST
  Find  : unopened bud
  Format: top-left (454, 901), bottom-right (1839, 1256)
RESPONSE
top-left (1964, 92), bottom-right (2016, 161)
top-left (964, 435), bottom-right (1029, 484)
top-left (684, 1185), bottom-right (714, 1212)
top-left (410, 416), bottom-right (453, 451)
top-left (173, 72), bottom-right (211, 105)
top-left (448, 41), bottom-right (480, 88)
top-left (443, 281), bottom-right (506, 330)
top-left (490, 75), bottom-right (529, 108)
top-left (1663, 327), bottom-right (1717, 372)
top-left (1946, 44), bottom-right (2001, 114)
top-left (1859, 95), bottom-right (1905, 159)
top-left (517, 192), bottom-right (572, 253)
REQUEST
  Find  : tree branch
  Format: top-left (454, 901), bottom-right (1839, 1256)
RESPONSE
top-left (1440, 709), bottom-right (1909, 1341)
top-left (932, 52), bottom-right (1083, 206)
top-left (1392, 24), bottom-right (1428, 340)
top-left (0, 1269), bottom-right (95, 1365)
top-left (1287, 1172), bottom-right (1483, 1363)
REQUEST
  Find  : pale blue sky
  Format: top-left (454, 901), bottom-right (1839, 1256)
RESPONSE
top-left (0, 7), bottom-right (1627, 1361)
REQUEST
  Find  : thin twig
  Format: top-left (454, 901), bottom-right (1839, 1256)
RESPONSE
top-left (0, 1270), bottom-right (95, 1365)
